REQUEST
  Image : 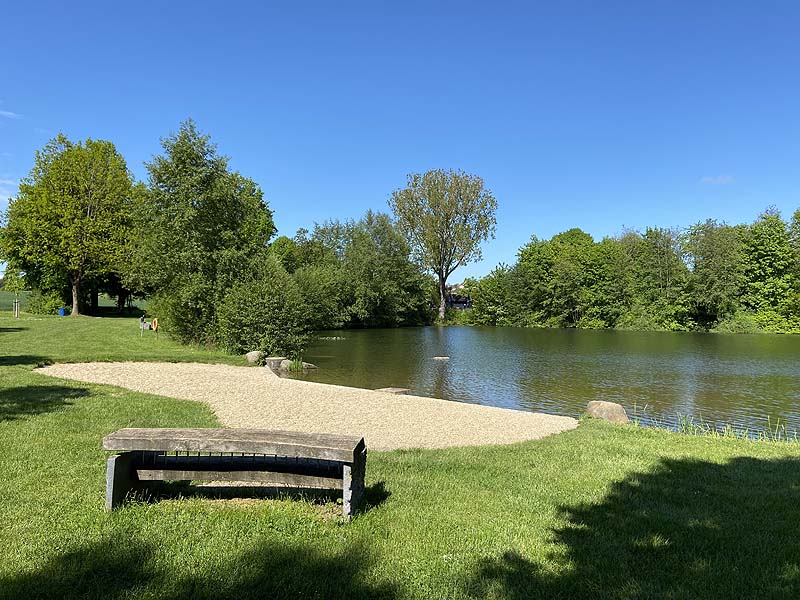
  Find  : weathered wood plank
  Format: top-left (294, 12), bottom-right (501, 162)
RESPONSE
top-left (136, 469), bottom-right (343, 489)
top-left (102, 428), bottom-right (364, 462)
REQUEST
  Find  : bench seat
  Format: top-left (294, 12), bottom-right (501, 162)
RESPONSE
top-left (102, 428), bottom-right (366, 519)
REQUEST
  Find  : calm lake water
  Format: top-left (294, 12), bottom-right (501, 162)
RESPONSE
top-left (289, 326), bottom-right (800, 434)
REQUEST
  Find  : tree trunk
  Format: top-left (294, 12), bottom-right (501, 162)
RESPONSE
top-left (438, 276), bottom-right (448, 321)
top-left (71, 275), bottom-right (81, 316)
top-left (117, 290), bottom-right (129, 314)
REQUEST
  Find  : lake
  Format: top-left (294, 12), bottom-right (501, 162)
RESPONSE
top-left (288, 326), bottom-right (800, 434)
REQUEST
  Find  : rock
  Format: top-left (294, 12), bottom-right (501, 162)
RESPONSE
top-left (432, 356), bottom-right (450, 361)
top-left (263, 357), bottom-right (287, 374)
top-left (375, 387), bottom-right (411, 395)
top-left (264, 357), bottom-right (317, 374)
top-left (586, 400), bottom-right (630, 425)
top-left (245, 350), bottom-right (264, 364)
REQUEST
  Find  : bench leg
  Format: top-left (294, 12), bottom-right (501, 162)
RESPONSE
top-left (342, 448), bottom-right (367, 520)
top-left (105, 452), bottom-right (138, 511)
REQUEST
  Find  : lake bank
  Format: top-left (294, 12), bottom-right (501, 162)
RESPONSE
top-left (37, 361), bottom-right (577, 450)
top-left (290, 326), bottom-right (800, 435)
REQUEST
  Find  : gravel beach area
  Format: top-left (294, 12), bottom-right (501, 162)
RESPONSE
top-left (37, 362), bottom-right (578, 450)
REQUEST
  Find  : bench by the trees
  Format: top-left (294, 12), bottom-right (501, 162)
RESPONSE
top-left (102, 428), bottom-right (367, 519)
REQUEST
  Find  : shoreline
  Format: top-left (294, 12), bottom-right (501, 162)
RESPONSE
top-left (36, 361), bottom-right (578, 451)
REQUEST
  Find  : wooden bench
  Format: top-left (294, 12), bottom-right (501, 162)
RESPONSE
top-left (102, 428), bottom-right (367, 519)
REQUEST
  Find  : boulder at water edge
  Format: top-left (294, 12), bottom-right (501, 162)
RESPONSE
top-left (586, 400), bottom-right (630, 425)
top-left (245, 350), bottom-right (264, 364)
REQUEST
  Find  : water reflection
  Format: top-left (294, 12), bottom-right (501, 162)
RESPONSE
top-left (289, 326), bottom-right (800, 433)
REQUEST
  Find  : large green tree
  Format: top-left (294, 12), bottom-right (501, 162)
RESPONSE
top-left (741, 209), bottom-right (794, 330)
top-left (684, 220), bottom-right (744, 326)
top-left (389, 169), bottom-right (497, 321)
top-left (127, 120), bottom-right (275, 343)
top-left (296, 211), bottom-right (432, 328)
top-left (1, 135), bottom-right (133, 315)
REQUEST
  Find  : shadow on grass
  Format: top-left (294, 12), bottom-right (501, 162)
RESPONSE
top-left (0, 538), bottom-right (155, 600)
top-left (0, 384), bottom-right (89, 421)
top-left (0, 354), bottom-right (52, 367)
top-left (127, 480), bottom-right (391, 517)
top-left (93, 306), bottom-right (146, 318)
top-left (0, 538), bottom-right (396, 600)
top-left (0, 326), bottom-right (28, 333)
top-left (465, 456), bottom-right (800, 599)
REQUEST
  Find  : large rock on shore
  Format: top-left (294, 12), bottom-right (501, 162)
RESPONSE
top-left (245, 351), bottom-right (264, 364)
top-left (586, 400), bottom-right (630, 425)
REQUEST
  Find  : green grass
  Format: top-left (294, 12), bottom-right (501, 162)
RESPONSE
top-left (2, 311), bottom-right (800, 598)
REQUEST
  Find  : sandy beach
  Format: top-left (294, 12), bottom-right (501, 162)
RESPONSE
top-left (37, 362), bottom-right (578, 450)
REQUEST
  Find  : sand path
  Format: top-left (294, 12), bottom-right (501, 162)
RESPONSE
top-left (37, 362), bottom-right (577, 451)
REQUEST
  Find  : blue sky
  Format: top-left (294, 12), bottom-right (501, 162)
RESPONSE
top-left (2, 1), bottom-right (799, 279)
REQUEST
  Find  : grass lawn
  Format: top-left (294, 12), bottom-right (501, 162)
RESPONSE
top-left (1, 311), bottom-right (800, 599)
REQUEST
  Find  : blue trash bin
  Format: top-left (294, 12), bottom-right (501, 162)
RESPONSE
top-left (58, 307), bottom-right (67, 317)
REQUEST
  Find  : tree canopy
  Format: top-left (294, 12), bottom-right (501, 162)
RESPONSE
top-left (1, 134), bottom-right (133, 314)
top-left (389, 169), bottom-right (497, 320)
top-left (463, 208), bottom-right (800, 333)
top-left (127, 120), bottom-right (275, 343)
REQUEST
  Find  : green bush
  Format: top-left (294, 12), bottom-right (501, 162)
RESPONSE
top-left (713, 312), bottom-right (762, 334)
top-left (443, 307), bottom-right (473, 325)
top-left (26, 290), bottom-right (66, 315)
top-left (293, 264), bottom-right (349, 330)
top-left (615, 305), bottom-right (665, 331)
top-left (216, 257), bottom-right (311, 358)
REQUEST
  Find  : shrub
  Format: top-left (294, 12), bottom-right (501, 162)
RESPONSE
top-left (293, 264), bottom-right (349, 330)
top-left (27, 290), bottom-right (66, 315)
top-left (615, 305), bottom-right (665, 331)
top-left (713, 312), bottom-right (762, 334)
top-left (216, 257), bottom-right (311, 358)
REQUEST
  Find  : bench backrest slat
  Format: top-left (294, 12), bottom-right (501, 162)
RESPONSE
top-left (102, 428), bottom-right (364, 462)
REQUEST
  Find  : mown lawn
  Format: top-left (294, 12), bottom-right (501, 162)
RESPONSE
top-left (1, 312), bottom-right (800, 599)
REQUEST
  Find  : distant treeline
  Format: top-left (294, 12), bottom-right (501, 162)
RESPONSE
top-left (459, 209), bottom-right (800, 333)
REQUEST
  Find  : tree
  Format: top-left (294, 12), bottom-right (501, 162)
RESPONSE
top-left (741, 208), bottom-right (794, 330)
top-left (389, 169), bottom-right (497, 320)
top-left (269, 235), bottom-right (300, 273)
top-left (126, 120), bottom-right (275, 343)
top-left (1, 135), bottom-right (133, 315)
top-left (468, 265), bottom-right (513, 326)
top-left (297, 211), bottom-right (433, 328)
top-left (684, 220), bottom-right (744, 326)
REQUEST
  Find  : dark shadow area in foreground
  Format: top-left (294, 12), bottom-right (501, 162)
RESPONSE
top-left (0, 384), bottom-right (89, 421)
top-left (0, 537), bottom-right (397, 600)
top-left (466, 456), bottom-right (800, 599)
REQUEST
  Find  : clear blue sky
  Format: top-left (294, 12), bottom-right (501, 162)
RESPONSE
top-left (2, 1), bottom-right (799, 279)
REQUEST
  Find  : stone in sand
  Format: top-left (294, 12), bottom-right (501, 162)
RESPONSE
top-left (586, 400), bottom-right (630, 425)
